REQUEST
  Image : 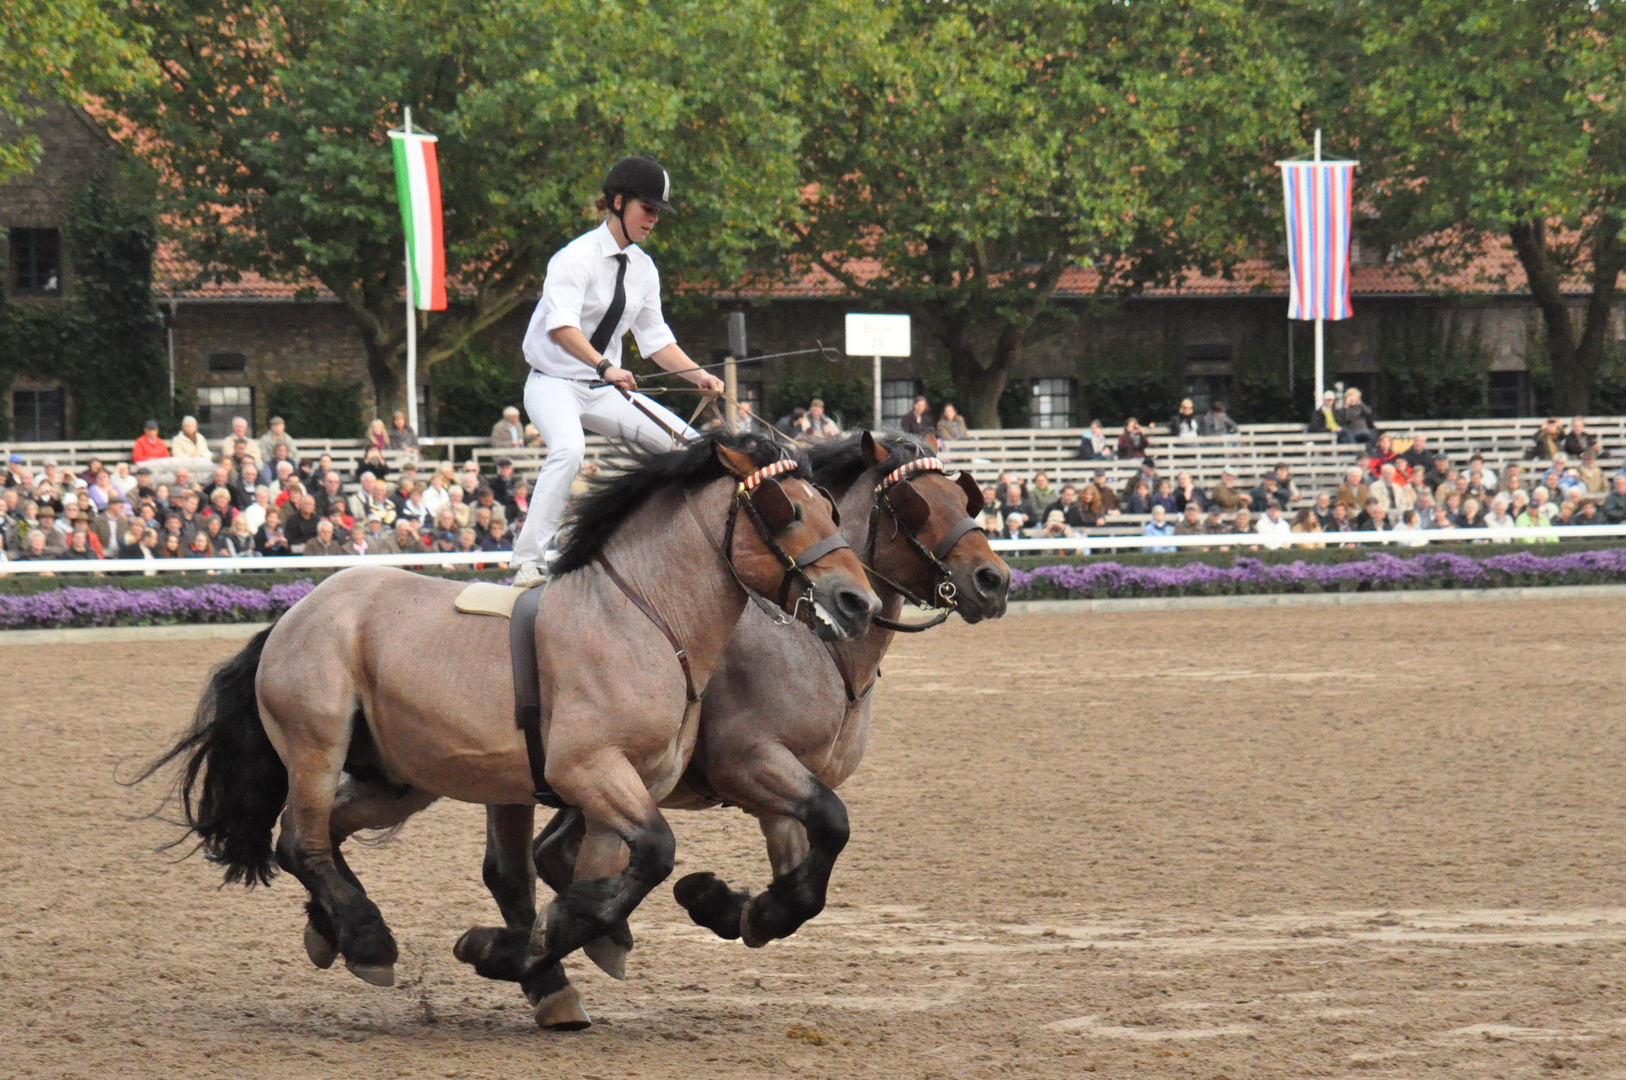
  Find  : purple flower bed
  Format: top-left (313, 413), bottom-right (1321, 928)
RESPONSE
top-left (1010, 550), bottom-right (1626, 600)
top-left (0, 581), bottom-right (318, 629)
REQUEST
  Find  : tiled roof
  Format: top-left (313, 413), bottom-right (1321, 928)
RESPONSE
top-left (152, 237), bottom-right (1610, 303)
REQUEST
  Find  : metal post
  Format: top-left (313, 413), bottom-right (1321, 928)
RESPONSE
top-left (403, 105), bottom-right (419, 435)
top-left (723, 355), bottom-right (738, 433)
top-left (873, 355), bottom-right (883, 429)
top-left (1313, 127), bottom-right (1324, 404)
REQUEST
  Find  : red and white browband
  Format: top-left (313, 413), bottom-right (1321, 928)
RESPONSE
top-left (879, 457), bottom-right (944, 489)
top-left (740, 458), bottom-right (800, 490)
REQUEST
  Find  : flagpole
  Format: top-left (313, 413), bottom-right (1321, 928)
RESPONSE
top-left (1313, 128), bottom-right (1324, 407)
top-left (403, 105), bottom-right (419, 435)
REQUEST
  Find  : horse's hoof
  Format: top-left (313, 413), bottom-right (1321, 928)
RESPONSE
top-left (740, 900), bottom-right (772, 949)
top-left (345, 960), bottom-right (396, 987)
top-left (453, 926), bottom-right (497, 965)
top-left (304, 921), bottom-right (337, 969)
top-left (583, 936), bottom-right (629, 980)
top-left (533, 985), bottom-right (591, 1031)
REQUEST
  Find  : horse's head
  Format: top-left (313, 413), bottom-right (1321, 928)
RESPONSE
top-left (861, 433), bottom-right (1010, 624)
top-left (716, 444), bottom-right (879, 641)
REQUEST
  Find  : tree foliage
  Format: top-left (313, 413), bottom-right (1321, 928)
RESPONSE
top-left (787, 0), bottom-right (1305, 426)
top-left (1326, 0), bottom-right (1626, 413)
top-left (0, 0), bottom-right (156, 183)
top-left (115, 0), bottom-right (805, 413)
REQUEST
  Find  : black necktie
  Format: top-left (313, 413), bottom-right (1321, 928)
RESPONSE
top-left (588, 253), bottom-right (629, 356)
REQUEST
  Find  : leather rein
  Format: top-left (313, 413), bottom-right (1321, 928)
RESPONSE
top-left (862, 456), bottom-right (985, 633)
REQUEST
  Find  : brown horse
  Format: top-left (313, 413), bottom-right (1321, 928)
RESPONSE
top-left (145, 433), bottom-right (879, 1028)
top-left (458, 433), bottom-right (1009, 1018)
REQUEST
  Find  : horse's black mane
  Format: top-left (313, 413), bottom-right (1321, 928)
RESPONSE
top-left (552, 431), bottom-right (807, 575)
top-left (805, 432), bottom-right (932, 494)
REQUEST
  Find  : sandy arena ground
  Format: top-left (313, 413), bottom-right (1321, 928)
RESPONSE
top-left (4, 600), bottom-right (1626, 1079)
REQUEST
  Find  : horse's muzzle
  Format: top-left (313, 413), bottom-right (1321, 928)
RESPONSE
top-left (807, 581), bottom-right (879, 641)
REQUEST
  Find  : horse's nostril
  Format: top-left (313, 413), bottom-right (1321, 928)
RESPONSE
top-left (975, 566), bottom-right (1006, 597)
top-left (835, 588), bottom-right (874, 620)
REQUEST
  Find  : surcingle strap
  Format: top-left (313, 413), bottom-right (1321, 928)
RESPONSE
top-left (510, 585), bottom-right (565, 808)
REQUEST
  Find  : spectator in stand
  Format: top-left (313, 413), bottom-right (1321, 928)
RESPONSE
top-left (1576, 500), bottom-right (1604, 526)
top-left (187, 530), bottom-right (215, 564)
top-left (481, 518), bottom-right (512, 552)
top-left (936, 403), bottom-right (968, 443)
top-left (258, 415), bottom-right (299, 464)
top-left (798, 399), bottom-right (842, 441)
top-left (1204, 505), bottom-right (1232, 536)
top-left (388, 410), bottom-right (418, 451)
top-left (392, 517), bottom-right (429, 555)
top-left (364, 417), bottom-right (390, 454)
top-left (16, 529), bottom-right (54, 564)
top-left (1312, 491), bottom-right (1334, 530)
top-left (303, 519), bottom-right (344, 556)
top-left (1355, 497), bottom-right (1387, 531)
top-left (1122, 460), bottom-right (1159, 503)
top-left (1367, 463), bottom-right (1410, 514)
top-left (171, 415), bottom-right (210, 460)
top-left (132, 419), bottom-right (170, 462)
top-left (1529, 485), bottom-right (1557, 523)
top-left (1366, 433), bottom-right (1410, 483)
top-left (1197, 400), bottom-right (1239, 437)
top-left (398, 484), bottom-right (430, 530)
top-left (1526, 417), bottom-right (1563, 460)
top-left (488, 459), bottom-right (518, 512)
top-left (1308, 389), bottom-right (1341, 435)
top-left (312, 470), bottom-right (345, 519)
top-left (117, 520), bottom-right (151, 560)
top-left (157, 533), bottom-right (186, 562)
top-left (204, 486), bottom-right (238, 531)
top-left (4, 454), bottom-right (29, 489)
top-left (1400, 434), bottom-right (1434, 473)
top-left (255, 508), bottom-right (290, 556)
top-left (220, 416), bottom-right (263, 466)
top-left (1563, 416), bottom-right (1600, 457)
top-left (447, 486), bottom-right (471, 529)
top-left (1123, 479), bottom-right (1152, 515)
top-left (1173, 503), bottom-right (1206, 538)
top-left (427, 509), bottom-right (459, 551)
top-left (422, 467), bottom-right (453, 520)
top-left (1209, 470), bottom-right (1247, 512)
top-left (1029, 472), bottom-right (1057, 510)
top-left (1090, 470), bottom-right (1121, 514)
top-left (337, 523), bottom-right (371, 556)
top-left (1516, 495), bottom-right (1556, 541)
top-left (1502, 463), bottom-right (1527, 497)
top-left (235, 461), bottom-right (260, 506)
top-left (1326, 502), bottom-right (1354, 535)
top-left (456, 527), bottom-right (481, 555)
top-left (899, 396), bottom-right (933, 437)
top-left (472, 485), bottom-right (507, 530)
top-left (285, 494), bottom-right (321, 548)
top-left (356, 445), bottom-right (389, 482)
top-left (1256, 502), bottom-right (1292, 549)
top-left (1392, 508), bottom-right (1426, 545)
top-left (1603, 476), bottom-right (1626, 523)
top-left (997, 482), bottom-right (1037, 526)
top-left (1142, 504), bottom-right (1176, 552)
top-left (1250, 475), bottom-right (1287, 513)
top-left (491, 405), bottom-right (526, 448)
top-left (1577, 451), bottom-right (1606, 495)
top-left (1291, 507), bottom-right (1324, 548)
top-left (1335, 387), bottom-right (1377, 447)
top-left (1073, 484), bottom-right (1106, 527)
top-left (1167, 399), bottom-right (1200, 439)
top-left (1173, 472), bottom-right (1206, 513)
top-left (221, 515), bottom-right (257, 558)
top-left (1231, 507), bottom-right (1257, 550)
top-left (1483, 494), bottom-right (1514, 529)
top-left (1150, 478), bottom-right (1178, 515)
top-left (1079, 419), bottom-right (1113, 460)
top-left (1117, 418), bottom-right (1151, 459)
top-left (241, 486), bottom-right (270, 535)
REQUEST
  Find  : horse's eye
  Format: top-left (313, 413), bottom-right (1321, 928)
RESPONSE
top-left (792, 503), bottom-right (803, 523)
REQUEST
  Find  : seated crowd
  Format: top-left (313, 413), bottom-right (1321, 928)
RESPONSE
top-left (1, 412), bottom-right (534, 570)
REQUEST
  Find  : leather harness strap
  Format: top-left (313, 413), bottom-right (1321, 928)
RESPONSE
top-left (823, 640), bottom-right (877, 704)
top-left (932, 516), bottom-right (983, 562)
top-left (509, 585), bottom-right (566, 808)
top-left (596, 552), bottom-right (701, 703)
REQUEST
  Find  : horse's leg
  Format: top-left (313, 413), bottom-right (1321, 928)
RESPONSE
top-left (452, 804), bottom-right (588, 1030)
top-left (535, 757), bottom-right (675, 965)
top-left (674, 753), bottom-right (849, 948)
top-left (528, 807), bottom-right (632, 975)
top-left (265, 693), bottom-right (400, 987)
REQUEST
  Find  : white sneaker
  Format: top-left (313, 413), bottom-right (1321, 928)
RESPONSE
top-left (512, 560), bottom-right (547, 589)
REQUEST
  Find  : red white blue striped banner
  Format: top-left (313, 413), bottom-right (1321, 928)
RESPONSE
top-left (1279, 160), bottom-right (1356, 321)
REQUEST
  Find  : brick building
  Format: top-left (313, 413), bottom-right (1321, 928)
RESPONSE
top-left (4, 104), bottom-right (1619, 438)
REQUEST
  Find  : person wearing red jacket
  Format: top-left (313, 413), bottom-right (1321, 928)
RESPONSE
top-left (132, 419), bottom-right (169, 462)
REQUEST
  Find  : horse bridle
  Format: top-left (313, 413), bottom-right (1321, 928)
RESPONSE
top-left (864, 456), bottom-right (986, 633)
top-left (714, 458), bottom-right (853, 624)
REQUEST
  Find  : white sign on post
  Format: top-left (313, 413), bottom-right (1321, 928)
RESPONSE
top-left (845, 314), bottom-right (911, 429)
top-left (844, 313), bottom-right (912, 357)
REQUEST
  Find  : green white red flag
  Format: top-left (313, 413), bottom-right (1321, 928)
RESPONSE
top-left (388, 128), bottom-right (446, 310)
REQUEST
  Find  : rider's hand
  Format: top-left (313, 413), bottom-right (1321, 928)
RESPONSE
top-left (695, 372), bottom-right (725, 394)
top-left (606, 366), bottom-right (638, 392)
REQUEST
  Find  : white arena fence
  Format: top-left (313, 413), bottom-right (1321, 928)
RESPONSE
top-left (2, 525), bottom-right (1625, 575)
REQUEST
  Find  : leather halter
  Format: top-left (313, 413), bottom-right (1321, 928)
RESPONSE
top-left (864, 456), bottom-right (985, 632)
top-left (689, 461), bottom-right (852, 624)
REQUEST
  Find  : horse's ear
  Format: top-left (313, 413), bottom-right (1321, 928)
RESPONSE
top-left (716, 443), bottom-right (757, 478)
top-left (861, 431), bottom-right (886, 467)
top-left (886, 479), bottom-right (931, 532)
top-left (751, 478), bottom-right (796, 534)
top-left (956, 471), bottom-right (984, 516)
top-left (922, 432), bottom-right (939, 454)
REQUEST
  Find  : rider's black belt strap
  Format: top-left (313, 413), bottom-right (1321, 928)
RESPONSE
top-left (596, 552), bottom-right (702, 703)
top-left (510, 585), bottom-right (566, 808)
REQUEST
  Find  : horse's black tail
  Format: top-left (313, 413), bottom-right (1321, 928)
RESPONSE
top-left (138, 625), bottom-right (286, 886)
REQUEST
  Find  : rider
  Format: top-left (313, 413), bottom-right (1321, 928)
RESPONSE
top-left (510, 155), bottom-right (725, 588)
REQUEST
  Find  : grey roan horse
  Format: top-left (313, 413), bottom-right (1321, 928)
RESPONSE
top-left (143, 433), bottom-right (880, 1028)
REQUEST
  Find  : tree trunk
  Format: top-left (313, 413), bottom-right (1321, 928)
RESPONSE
top-left (936, 309), bottom-right (1026, 429)
top-left (362, 330), bottom-right (403, 422)
top-left (1508, 216), bottom-right (1624, 415)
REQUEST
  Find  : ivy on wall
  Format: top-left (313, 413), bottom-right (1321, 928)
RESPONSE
top-left (0, 160), bottom-right (169, 439)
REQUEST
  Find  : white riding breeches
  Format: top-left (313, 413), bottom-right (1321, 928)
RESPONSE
top-left (510, 371), bottom-right (698, 564)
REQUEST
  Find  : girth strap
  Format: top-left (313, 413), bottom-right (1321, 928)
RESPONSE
top-left (509, 585), bottom-right (566, 808)
top-left (596, 552), bottom-right (702, 703)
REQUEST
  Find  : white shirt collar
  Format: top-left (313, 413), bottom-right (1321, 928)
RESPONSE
top-left (595, 221), bottom-right (637, 259)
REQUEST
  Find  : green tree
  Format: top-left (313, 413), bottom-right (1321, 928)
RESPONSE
top-left (788, 0), bottom-right (1304, 427)
top-left (114, 0), bottom-right (803, 415)
top-left (0, 0), bottom-right (156, 183)
top-left (1340, 0), bottom-right (1626, 414)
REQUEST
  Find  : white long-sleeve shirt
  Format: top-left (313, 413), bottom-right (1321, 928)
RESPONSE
top-left (521, 222), bottom-right (677, 380)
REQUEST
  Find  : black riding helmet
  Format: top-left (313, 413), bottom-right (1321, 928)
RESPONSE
top-left (602, 155), bottom-right (674, 213)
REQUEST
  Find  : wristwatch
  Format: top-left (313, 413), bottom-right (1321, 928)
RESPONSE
top-left (595, 359), bottom-right (612, 379)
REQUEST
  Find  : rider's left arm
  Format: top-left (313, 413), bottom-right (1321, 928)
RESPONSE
top-left (649, 344), bottom-right (724, 393)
